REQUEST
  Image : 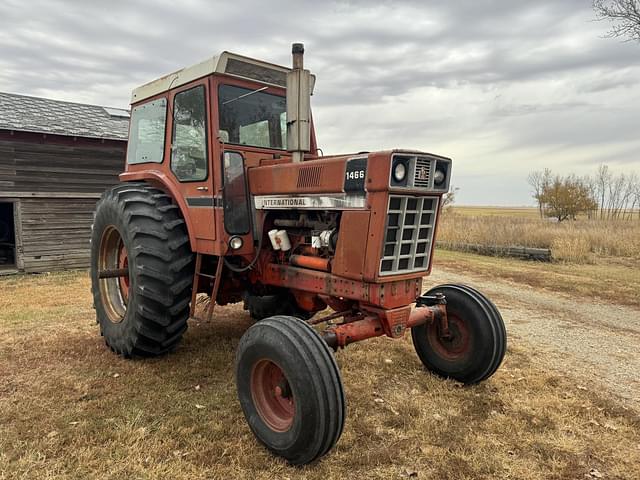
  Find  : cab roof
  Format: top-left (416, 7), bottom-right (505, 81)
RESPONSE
top-left (130, 52), bottom-right (291, 105)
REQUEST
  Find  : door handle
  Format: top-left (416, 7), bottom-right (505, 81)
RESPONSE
top-left (196, 186), bottom-right (209, 191)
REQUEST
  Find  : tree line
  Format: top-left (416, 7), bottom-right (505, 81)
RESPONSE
top-left (527, 166), bottom-right (640, 221)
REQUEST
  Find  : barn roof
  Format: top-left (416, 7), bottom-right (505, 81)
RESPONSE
top-left (0, 92), bottom-right (129, 141)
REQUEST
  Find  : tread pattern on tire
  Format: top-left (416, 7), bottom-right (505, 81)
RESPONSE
top-left (412, 283), bottom-right (506, 384)
top-left (442, 283), bottom-right (507, 381)
top-left (91, 182), bottom-right (194, 357)
top-left (236, 316), bottom-right (345, 465)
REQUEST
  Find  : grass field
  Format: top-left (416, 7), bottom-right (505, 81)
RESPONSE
top-left (1, 270), bottom-right (640, 479)
top-left (451, 206), bottom-right (541, 219)
top-left (439, 206), bottom-right (640, 263)
top-left (433, 249), bottom-right (640, 308)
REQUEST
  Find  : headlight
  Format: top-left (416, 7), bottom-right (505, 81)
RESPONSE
top-left (229, 236), bottom-right (244, 250)
top-left (393, 162), bottom-right (407, 183)
top-left (434, 168), bottom-right (446, 186)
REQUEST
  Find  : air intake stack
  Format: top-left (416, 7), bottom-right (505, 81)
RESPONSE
top-left (286, 43), bottom-right (311, 162)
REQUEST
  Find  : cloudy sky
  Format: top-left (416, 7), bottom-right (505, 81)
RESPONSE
top-left (1, 0), bottom-right (638, 205)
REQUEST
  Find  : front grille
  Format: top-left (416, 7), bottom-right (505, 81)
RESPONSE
top-left (413, 156), bottom-right (433, 188)
top-left (380, 195), bottom-right (438, 276)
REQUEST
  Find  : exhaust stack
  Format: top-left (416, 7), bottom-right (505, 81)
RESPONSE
top-left (286, 43), bottom-right (311, 162)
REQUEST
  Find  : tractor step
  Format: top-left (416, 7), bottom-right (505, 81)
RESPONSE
top-left (190, 254), bottom-right (224, 322)
top-left (196, 272), bottom-right (216, 279)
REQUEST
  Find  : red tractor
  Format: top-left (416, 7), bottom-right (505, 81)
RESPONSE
top-left (90, 44), bottom-right (506, 465)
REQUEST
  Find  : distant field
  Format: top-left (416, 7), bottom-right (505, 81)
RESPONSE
top-left (452, 206), bottom-right (540, 218)
top-left (438, 206), bottom-right (640, 263)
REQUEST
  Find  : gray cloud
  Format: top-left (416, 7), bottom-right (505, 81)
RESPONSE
top-left (0, 0), bottom-right (638, 205)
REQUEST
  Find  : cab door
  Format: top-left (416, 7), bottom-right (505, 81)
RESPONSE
top-left (168, 83), bottom-right (216, 252)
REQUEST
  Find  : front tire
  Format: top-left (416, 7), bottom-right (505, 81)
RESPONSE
top-left (411, 284), bottom-right (506, 384)
top-left (235, 315), bottom-right (345, 465)
top-left (90, 182), bottom-right (194, 357)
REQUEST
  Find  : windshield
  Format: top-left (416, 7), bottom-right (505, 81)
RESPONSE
top-left (218, 84), bottom-right (286, 150)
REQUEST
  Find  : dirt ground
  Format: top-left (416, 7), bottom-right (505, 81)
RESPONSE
top-left (1, 259), bottom-right (640, 479)
top-left (428, 266), bottom-right (640, 412)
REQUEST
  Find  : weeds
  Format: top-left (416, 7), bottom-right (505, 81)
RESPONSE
top-left (438, 210), bottom-right (640, 263)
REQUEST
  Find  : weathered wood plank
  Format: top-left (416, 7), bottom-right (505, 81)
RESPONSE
top-left (436, 241), bottom-right (552, 261)
top-left (17, 196), bottom-right (100, 272)
top-left (13, 200), bottom-right (24, 270)
top-left (0, 138), bottom-right (125, 195)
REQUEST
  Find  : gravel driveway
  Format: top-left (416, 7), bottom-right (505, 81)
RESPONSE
top-left (426, 265), bottom-right (640, 412)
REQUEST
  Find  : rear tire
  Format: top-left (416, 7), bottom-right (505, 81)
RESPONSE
top-left (90, 182), bottom-right (194, 357)
top-left (235, 315), bottom-right (345, 465)
top-left (411, 284), bottom-right (506, 384)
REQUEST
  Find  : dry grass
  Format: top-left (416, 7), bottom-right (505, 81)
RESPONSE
top-left (434, 249), bottom-right (640, 309)
top-left (452, 206), bottom-right (542, 219)
top-left (439, 208), bottom-right (640, 263)
top-left (1, 271), bottom-right (640, 479)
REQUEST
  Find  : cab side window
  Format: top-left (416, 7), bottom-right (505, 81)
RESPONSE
top-left (222, 151), bottom-right (251, 235)
top-left (171, 86), bottom-right (208, 182)
top-left (127, 98), bottom-right (167, 164)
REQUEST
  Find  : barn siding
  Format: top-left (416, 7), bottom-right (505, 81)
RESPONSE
top-left (0, 134), bottom-right (127, 273)
top-left (19, 198), bottom-right (98, 272)
top-left (0, 138), bottom-right (124, 193)
top-left (0, 142), bottom-right (16, 189)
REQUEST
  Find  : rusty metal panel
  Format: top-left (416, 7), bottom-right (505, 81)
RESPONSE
top-left (332, 210), bottom-right (370, 281)
top-left (264, 263), bottom-right (421, 309)
top-left (248, 156), bottom-right (349, 195)
top-left (363, 192), bottom-right (388, 280)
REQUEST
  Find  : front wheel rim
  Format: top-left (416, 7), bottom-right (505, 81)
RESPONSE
top-left (427, 313), bottom-right (471, 361)
top-left (250, 359), bottom-right (295, 432)
top-left (98, 226), bottom-right (130, 324)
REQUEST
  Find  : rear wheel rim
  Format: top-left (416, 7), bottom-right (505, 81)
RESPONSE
top-left (427, 313), bottom-right (471, 361)
top-left (250, 359), bottom-right (295, 432)
top-left (98, 226), bottom-right (130, 324)
top-left (117, 240), bottom-right (130, 303)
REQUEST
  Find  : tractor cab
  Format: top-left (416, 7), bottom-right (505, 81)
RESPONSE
top-left (120, 48), bottom-right (317, 257)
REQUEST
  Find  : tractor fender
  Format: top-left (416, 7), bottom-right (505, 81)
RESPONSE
top-left (119, 170), bottom-right (197, 251)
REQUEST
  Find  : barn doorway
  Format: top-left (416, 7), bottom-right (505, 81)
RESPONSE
top-left (0, 201), bottom-right (16, 270)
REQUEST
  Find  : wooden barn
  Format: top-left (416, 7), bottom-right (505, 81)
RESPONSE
top-left (0, 92), bottom-right (129, 274)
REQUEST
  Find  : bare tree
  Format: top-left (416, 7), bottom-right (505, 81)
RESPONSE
top-left (594, 0), bottom-right (640, 42)
top-left (527, 171), bottom-right (544, 218)
top-left (621, 173), bottom-right (637, 219)
top-left (527, 168), bottom-right (552, 218)
top-left (623, 172), bottom-right (640, 219)
top-left (634, 178), bottom-right (640, 220)
top-left (442, 185), bottom-right (459, 212)
top-left (595, 164), bottom-right (610, 218)
top-left (607, 172), bottom-right (626, 218)
top-left (583, 173), bottom-right (599, 219)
